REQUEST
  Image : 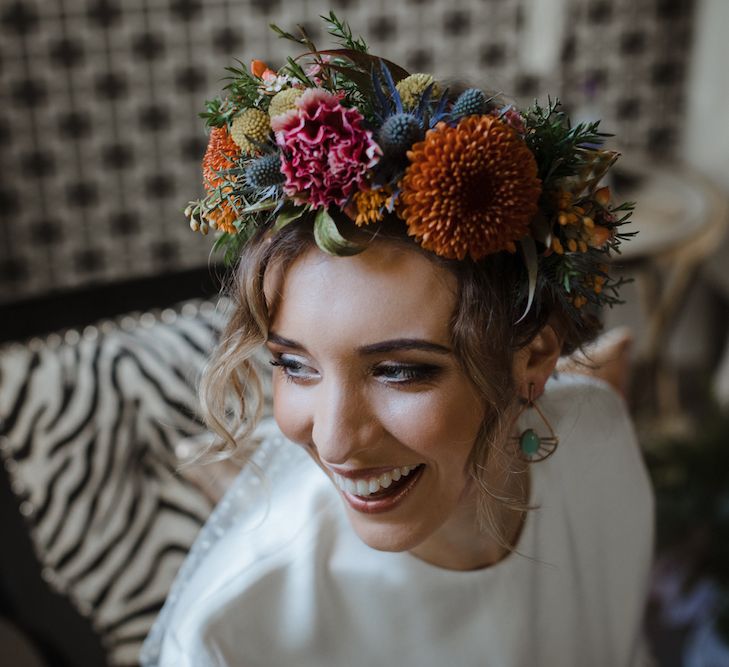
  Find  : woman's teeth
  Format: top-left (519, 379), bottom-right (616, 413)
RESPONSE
top-left (332, 465), bottom-right (419, 497)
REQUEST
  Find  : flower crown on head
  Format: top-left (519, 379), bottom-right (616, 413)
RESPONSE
top-left (186, 12), bottom-right (634, 319)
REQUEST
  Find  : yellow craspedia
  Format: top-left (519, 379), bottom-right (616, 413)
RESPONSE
top-left (396, 73), bottom-right (441, 108)
top-left (230, 108), bottom-right (271, 154)
top-left (268, 88), bottom-right (304, 118)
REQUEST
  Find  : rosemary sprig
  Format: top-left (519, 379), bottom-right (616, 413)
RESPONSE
top-left (321, 11), bottom-right (368, 52)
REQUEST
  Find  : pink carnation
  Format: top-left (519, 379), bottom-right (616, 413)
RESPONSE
top-left (493, 105), bottom-right (527, 136)
top-left (271, 88), bottom-right (381, 209)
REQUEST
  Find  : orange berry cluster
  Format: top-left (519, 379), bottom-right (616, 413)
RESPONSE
top-left (550, 187), bottom-right (613, 255)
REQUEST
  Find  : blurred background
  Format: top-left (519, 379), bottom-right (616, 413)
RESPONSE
top-left (0, 0), bottom-right (728, 665)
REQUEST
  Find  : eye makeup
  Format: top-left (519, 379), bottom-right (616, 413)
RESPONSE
top-left (269, 355), bottom-right (318, 383)
top-left (371, 363), bottom-right (443, 385)
top-left (270, 353), bottom-right (443, 387)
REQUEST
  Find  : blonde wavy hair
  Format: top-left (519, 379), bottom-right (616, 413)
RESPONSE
top-left (198, 214), bottom-right (599, 547)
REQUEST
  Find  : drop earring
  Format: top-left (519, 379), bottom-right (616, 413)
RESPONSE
top-left (510, 383), bottom-right (559, 462)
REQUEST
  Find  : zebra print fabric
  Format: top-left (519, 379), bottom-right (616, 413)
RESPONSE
top-left (0, 299), bottom-right (267, 666)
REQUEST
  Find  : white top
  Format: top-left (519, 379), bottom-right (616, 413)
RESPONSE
top-left (141, 374), bottom-right (655, 667)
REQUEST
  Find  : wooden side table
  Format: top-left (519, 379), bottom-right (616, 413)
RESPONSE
top-left (607, 154), bottom-right (729, 433)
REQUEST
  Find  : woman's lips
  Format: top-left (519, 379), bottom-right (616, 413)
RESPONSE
top-left (335, 464), bottom-right (425, 514)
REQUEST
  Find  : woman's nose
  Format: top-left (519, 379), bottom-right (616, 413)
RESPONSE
top-left (311, 377), bottom-right (380, 465)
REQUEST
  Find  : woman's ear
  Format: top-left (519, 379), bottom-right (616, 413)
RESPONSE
top-left (512, 323), bottom-right (563, 400)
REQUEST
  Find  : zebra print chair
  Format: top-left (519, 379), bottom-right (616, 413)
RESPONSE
top-left (0, 298), bottom-right (269, 667)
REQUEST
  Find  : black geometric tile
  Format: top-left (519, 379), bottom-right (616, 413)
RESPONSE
top-left (181, 135), bottom-right (207, 162)
top-left (443, 10), bottom-right (470, 36)
top-left (169, 0), bottom-right (203, 22)
top-left (588, 1), bottom-right (612, 24)
top-left (250, 0), bottom-right (280, 11)
top-left (145, 174), bottom-right (176, 199)
top-left (95, 71), bottom-right (128, 100)
top-left (30, 219), bottom-right (64, 244)
top-left (620, 31), bottom-right (646, 56)
top-left (561, 36), bottom-right (576, 63)
top-left (102, 143), bottom-right (134, 170)
top-left (0, 258), bottom-right (28, 283)
top-left (67, 181), bottom-right (99, 208)
top-left (480, 43), bottom-right (506, 67)
top-left (87, 0), bottom-right (123, 29)
top-left (370, 16), bottom-right (396, 42)
top-left (21, 150), bottom-right (56, 178)
top-left (176, 65), bottom-right (205, 92)
top-left (297, 21), bottom-right (322, 42)
top-left (133, 32), bottom-right (165, 61)
top-left (58, 111), bottom-right (92, 139)
top-left (50, 38), bottom-right (85, 69)
top-left (646, 126), bottom-right (675, 153)
top-left (585, 68), bottom-right (608, 88)
top-left (213, 26), bottom-right (243, 54)
top-left (139, 104), bottom-right (170, 132)
top-left (11, 78), bottom-right (47, 108)
top-left (0, 187), bottom-right (19, 211)
top-left (652, 61), bottom-right (681, 86)
top-left (109, 211), bottom-right (139, 236)
top-left (616, 97), bottom-right (641, 120)
top-left (407, 49), bottom-right (433, 72)
top-left (1, 2), bottom-right (39, 36)
top-left (656, 0), bottom-right (687, 21)
top-left (151, 240), bottom-right (178, 263)
top-left (75, 248), bottom-right (105, 273)
top-left (514, 74), bottom-right (539, 97)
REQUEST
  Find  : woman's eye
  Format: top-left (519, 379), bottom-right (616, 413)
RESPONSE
top-left (373, 363), bottom-right (441, 385)
top-left (269, 355), bottom-right (318, 382)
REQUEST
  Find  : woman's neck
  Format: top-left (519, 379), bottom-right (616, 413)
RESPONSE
top-left (408, 465), bottom-right (530, 571)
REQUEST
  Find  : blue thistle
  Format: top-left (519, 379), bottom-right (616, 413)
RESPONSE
top-left (378, 113), bottom-right (422, 154)
top-left (452, 88), bottom-right (488, 119)
top-left (245, 154), bottom-right (285, 189)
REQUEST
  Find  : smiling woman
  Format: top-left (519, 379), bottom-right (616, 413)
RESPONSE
top-left (142, 15), bottom-right (654, 667)
top-left (268, 235), bottom-right (495, 567)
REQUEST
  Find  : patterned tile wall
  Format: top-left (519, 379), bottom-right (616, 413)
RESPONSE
top-left (0, 0), bottom-right (695, 304)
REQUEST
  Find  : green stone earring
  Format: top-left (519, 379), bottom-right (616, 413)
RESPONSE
top-left (510, 383), bottom-right (559, 462)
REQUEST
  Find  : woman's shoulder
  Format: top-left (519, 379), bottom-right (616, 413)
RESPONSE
top-left (142, 422), bottom-right (338, 666)
top-left (542, 372), bottom-right (642, 468)
top-left (537, 371), bottom-right (654, 550)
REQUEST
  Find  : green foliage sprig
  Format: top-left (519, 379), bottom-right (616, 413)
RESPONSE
top-left (321, 11), bottom-right (368, 52)
top-left (526, 98), bottom-right (611, 188)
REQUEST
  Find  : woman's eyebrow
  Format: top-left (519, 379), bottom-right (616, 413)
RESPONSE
top-left (267, 333), bottom-right (451, 355)
top-left (267, 332), bottom-right (306, 350)
top-left (358, 339), bottom-right (452, 355)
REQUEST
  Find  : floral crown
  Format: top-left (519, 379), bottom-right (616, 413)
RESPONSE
top-left (186, 13), bottom-right (634, 319)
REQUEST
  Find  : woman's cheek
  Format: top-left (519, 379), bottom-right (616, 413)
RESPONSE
top-left (272, 379), bottom-right (312, 445)
top-left (375, 390), bottom-right (453, 447)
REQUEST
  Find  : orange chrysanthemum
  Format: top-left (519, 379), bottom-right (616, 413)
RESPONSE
top-left (201, 126), bottom-right (241, 234)
top-left (352, 186), bottom-right (393, 226)
top-left (399, 116), bottom-right (541, 260)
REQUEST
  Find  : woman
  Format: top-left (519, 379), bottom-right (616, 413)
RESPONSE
top-left (142, 15), bottom-right (654, 666)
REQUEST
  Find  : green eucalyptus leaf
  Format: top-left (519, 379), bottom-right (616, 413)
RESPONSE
top-left (516, 237), bottom-right (538, 324)
top-left (313, 208), bottom-right (364, 256)
top-left (274, 204), bottom-right (307, 231)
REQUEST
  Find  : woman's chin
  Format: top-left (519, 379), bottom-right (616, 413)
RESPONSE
top-left (345, 513), bottom-right (425, 553)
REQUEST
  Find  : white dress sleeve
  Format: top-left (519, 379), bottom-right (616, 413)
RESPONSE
top-left (139, 419), bottom-right (300, 667)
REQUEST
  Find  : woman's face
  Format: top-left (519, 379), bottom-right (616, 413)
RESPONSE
top-left (265, 241), bottom-right (486, 561)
